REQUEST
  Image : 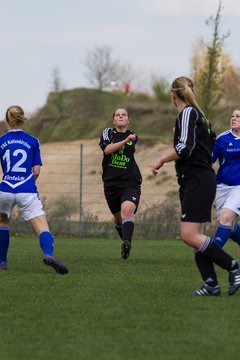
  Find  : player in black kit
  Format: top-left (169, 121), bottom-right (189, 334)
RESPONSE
top-left (99, 108), bottom-right (142, 259)
top-left (151, 76), bottom-right (240, 296)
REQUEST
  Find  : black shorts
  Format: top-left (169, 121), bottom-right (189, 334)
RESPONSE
top-left (178, 167), bottom-right (216, 223)
top-left (104, 185), bottom-right (141, 215)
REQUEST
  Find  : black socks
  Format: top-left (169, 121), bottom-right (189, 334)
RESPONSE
top-left (200, 238), bottom-right (233, 271)
top-left (122, 217), bottom-right (134, 242)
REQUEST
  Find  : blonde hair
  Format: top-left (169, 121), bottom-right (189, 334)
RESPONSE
top-left (6, 106), bottom-right (28, 128)
top-left (171, 76), bottom-right (207, 119)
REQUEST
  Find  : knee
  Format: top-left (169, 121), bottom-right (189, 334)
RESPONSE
top-left (180, 228), bottom-right (192, 245)
top-left (121, 209), bottom-right (134, 219)
top-left (219, 211), bottom-right (236, 227)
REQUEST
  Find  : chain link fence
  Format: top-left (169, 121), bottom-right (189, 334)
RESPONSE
top-left (6, 140), bottom-right (217, 239)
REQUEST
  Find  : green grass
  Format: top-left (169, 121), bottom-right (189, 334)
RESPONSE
top-left (0, 237), bottom-right (239, 360)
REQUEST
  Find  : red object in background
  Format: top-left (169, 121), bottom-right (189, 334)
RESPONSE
top-left (125, 82), bottom-right (130, 95)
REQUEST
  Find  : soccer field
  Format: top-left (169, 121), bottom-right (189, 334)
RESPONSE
top-left (0, 236), bottom-right (239, 360)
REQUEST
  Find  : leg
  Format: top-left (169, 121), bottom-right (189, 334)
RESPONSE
top-left (28, 215), bottom-right (68, 275)
top-left (28, 214), bottom-right (50, 235)
top-left (214, 208), bottom-right (236, 247)
top-left (120, 201), bottom-right (136, 260)
top-left (0, 213), bottom-right (10, 270)
top-left (0, 193), bottom-right (15, 270)
top-left (104, 187), bottom-right (123, 240)
top-left (194, 251), bottom-right (218, 287)
top-left (29, 215), bottom-right (54, 255)
top-left (113, 211), bottom-right (122, 240)
top-left (121, 200), bottom-right (136, 242)
top-left (181, 222), bottom-right (240, 295)
top-left (180, 222), bottom-right (207, 249)
top-left (181, 222), bottom-right (219, 293)
top-left (181, 222), bottom-right (237, 270)
top-left (230, 224), bottom-right (240, 246)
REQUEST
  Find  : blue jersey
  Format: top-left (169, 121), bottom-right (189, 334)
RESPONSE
top-left (0, 130), bottom-right (42, 193)
top-left (212, 129), bottom-right (240, 185)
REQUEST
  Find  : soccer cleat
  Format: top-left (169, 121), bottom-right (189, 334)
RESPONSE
top-left (43, 255), bottom-right (68, 275)
top-left (189, 283), bottom-right (221, 296)
top-left (121, 240), bottom-right (131, 260)
top-left (0, 262), bottom-right (8, 270)
top-left (228, 264), bottom-right (240, 295)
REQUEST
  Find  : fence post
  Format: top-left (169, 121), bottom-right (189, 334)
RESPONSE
top-left (79, 143), bottom-right (84, 236)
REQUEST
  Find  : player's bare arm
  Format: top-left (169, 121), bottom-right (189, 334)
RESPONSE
top-left (104, 133), bottom-right (136, 155)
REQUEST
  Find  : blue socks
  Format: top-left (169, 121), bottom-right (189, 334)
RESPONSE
top-left (214, 224), bottom-right (232, 248)
top-left (0, 229), bottom-right (55, 262)
top-left (214, 223), bottom-right (240, 248)
top-left (230, 224), bottom-right (240, 245)
top-left (39, 231), bottom-right (54, 256)
top-left (0, 226), bottom-right (10, 262)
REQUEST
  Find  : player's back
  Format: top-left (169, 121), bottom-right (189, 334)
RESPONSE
top-left (0, 130), bottom-right (42, 193)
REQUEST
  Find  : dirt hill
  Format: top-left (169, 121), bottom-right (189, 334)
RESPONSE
top-left (0, 87), bottom-right (233, 143)
top-left (23, 88), bottom-right (177, 143)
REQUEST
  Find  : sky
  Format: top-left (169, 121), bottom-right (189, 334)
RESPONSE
top-left (1, 0), bottom-right (239, 117)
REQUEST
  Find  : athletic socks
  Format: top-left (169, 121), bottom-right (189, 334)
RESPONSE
top-left (214, 224), bottom-right (232, 248)
top-left (114, 223), bottom-right (122, 240)
top-left (199, 236), bottom-right (236, 271)
top-left (194, 251), bottom-right (218, 287)
top-left (39, 231), bottom-right (54, 256)
top-left (0, 226), bottom-right (10, 262)
top-left (230, 224), bottom-right (240, 245)
top-left (214, 223), bottom-right (240, 247)
top-left (122, 217), bottom-right (134, 242)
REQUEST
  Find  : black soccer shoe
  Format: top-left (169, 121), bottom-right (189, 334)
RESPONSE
top-left (228, 264), bottom-right (240, 295)
top-left (121, 240), bottom-right (131, 260)
top-left (189, 283), bottom-right (221, 296)
top-left (43, 255), bottom-right (69, 275)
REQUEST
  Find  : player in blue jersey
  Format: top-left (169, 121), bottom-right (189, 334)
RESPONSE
top-left (0, 105), bottom-right (68, 274)
top-left (212, 108), bottom-right (240, 249)
top-left (151, 76), bottom-right (240, 296)
top-left (99, 108), bottom-right (142, 259)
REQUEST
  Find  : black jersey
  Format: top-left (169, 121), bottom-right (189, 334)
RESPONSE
top-left (99, 128), bottom-right (142, 187)
top-left (174, 106), bottom-right (214, 176)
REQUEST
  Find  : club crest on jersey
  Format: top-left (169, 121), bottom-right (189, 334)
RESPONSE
top-left (118, 145), bottom-right (125, 155)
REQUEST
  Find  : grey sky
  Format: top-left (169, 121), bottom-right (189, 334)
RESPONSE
top-left (1, 0), bottom-right (239, 117)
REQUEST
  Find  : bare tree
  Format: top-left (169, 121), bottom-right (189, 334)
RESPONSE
top-left (51, 67), bottom-right (64, 93)
top-left (191, 0), bottom-right (230, 119)
top-left (82, 46), bottom-right (120, 91)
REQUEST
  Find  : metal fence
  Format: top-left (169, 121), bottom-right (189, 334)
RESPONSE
top-left (7, 141), bottom-right (217, 239)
